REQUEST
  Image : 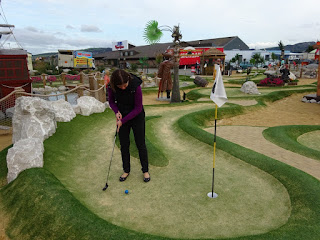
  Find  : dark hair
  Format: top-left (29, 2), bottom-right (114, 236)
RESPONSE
top-left (110, 69), bottom-right (132, 92)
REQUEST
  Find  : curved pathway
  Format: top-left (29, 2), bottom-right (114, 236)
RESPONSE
top-left (205, 126), bottom-right (320, 180)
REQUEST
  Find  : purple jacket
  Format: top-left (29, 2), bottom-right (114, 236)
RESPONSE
top-left (108, 84), bottom-right (143, 124)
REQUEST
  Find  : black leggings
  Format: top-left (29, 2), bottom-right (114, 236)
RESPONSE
top-left (118, 111), bottom-right (149, 173)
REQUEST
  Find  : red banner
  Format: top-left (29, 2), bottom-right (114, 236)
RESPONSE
top-left (167, 47), bottom-right (224, 65)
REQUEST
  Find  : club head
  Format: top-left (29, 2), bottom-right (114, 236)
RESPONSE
top-left (102, 183), bottom-right (108, 191)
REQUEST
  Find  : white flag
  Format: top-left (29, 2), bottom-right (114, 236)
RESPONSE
top-left (210, 65), bottom-right (228, 107)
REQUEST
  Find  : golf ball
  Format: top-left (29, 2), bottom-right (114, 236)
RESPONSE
top-left (125, 190), bottom-right (129, 194)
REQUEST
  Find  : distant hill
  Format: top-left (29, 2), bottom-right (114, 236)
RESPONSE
top-left (33, 47), bottom-right (112, 58)
top-left (265, 41), bottom-right (316, 53)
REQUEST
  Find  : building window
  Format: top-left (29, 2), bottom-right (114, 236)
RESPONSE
top-left (125, 52), bottom-right (128, 56)
top-left (130, 51), bottom-right (133, 56)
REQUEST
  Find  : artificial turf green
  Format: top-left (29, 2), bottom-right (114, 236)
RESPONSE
top-left (177, 107), bottom-right (320, 240)
top-left (1, 92), bottom-right (320, 239)
top-left (0, 145), bottom-right (10, 187)
top-left (0, 168), bottom-right (165, 240)
top-left (187, 86), bottom-right (316, 102)
top-left (227, 73), bottom-right (265, 85)
top-left (263, 125), bottom-right (320, 161)
top-left (115, 115), bottom-right (169, 167)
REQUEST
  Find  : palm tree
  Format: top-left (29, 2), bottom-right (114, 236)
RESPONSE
top-left (271, 52), bottom-right (277, 62)
top-left (143, 20), bottom-right (182, 103)
top-left (139, 57), bottom-right (149, 72)
top-left (234, 54), bottom-right (240, 67)
top-left (278, 41), bottom-right (285, 60)
top-left (251, 53), bottom-right (264, 67)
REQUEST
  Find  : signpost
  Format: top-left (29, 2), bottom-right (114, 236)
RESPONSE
top-left (73, 51), bottom-right (93, 68)
top-left (112, 41), bottom-right (129, 69)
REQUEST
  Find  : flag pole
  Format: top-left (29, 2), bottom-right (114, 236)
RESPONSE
top-left (207, 64), bottom-right (227, 199)
top-left (208, 104), bottom-right (218, 198)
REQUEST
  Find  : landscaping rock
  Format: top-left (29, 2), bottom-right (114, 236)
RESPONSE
top-left (12, 96), bottom-right (56, 143)
top-left (180, 82), bottom-right (190, 87)
top-left (72, 104), bottom-right (81, 114)
top-left (44, 86), bottom-right (53, 92)
top-left (58, 86), bottom-right (67, 91)
top-left (50, 99), bottom-right (76, 122)
top-left (304, 70), bottom-right (316, 78)
top-left (240, 81), bottom-right (260, 95)
top-left (5, 107), bottom-right (15, 118)
top-left (6, 138), bottom-right (44, 183)
top-left (0, 111), bottom-right (5, 120)
top-left (104, 102), bottom-right (109, 109)
top-left (77, 96), bottom-right (106, 116)
top-left (304, 64), bottom-right (318, 69)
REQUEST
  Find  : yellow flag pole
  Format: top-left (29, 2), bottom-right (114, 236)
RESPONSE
top-left (209, 104), bottom-right (218, 198)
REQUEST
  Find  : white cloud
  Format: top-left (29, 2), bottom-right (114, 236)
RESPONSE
top-left (80, 25), bottom-right (102, 33)
top-left (3, 0), bottom-right (320, 54)
top-left (248, 42), bottom-right (279, 50)
top-left (7, 28), bottom-right (111, 54)
top-left (66, 25), bottom-right (75, 30)
top-left (25, 26), bottom-right (39, 32)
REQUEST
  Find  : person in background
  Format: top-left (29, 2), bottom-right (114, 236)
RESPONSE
top-left (104, 70), bottom-right (110, 100)
top-left (108, 69), bottom-right (150, 183)
top-left (157, 53), bottom-right (173, 99)
top-left (104, 70), bottom-right (110, 86)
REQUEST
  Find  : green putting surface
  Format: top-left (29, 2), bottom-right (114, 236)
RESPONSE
top-left (263, 125), bottom-right (320, 161)
top-left (1, 96), bottom-right (320, 239)
top-left (197, 86), bottom-right (316, 98)
top-left (42, 104), bottom-right (290, 239)
top-left (297, 130), bottom-right (320, 151)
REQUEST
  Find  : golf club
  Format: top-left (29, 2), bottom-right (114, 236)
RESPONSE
top-left (102, 129), bottom-right (118, 191)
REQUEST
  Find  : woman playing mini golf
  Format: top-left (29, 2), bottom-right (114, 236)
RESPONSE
top-left (108, 69), bottom-right (150, 182)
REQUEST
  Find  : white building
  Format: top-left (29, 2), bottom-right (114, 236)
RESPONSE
top-left (224, 49), bottom-right (272, 63)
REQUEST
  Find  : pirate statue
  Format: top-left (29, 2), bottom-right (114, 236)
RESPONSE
top-left (157, 53), bottom-right (173, 99)
top-left (280, 64), bottom-right (290, 83)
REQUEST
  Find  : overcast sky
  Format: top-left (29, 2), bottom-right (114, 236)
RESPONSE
top-left (1, 0), bottom-right (319, 55)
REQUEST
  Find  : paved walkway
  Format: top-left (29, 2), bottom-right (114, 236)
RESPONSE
top-left (206, 126), bottom-right (320, 180)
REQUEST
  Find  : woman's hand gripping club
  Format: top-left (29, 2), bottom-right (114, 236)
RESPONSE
top-left (116, 111), bottom-right (122, 132)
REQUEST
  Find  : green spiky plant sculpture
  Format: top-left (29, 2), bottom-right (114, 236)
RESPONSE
top-left (143, 20), bottom-right (182, 103)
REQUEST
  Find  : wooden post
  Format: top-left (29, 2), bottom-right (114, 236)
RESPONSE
top-left (99, 86), bottom-right (106, 103)
top-left (79, 72), bottom-right (84, 85)
top-left (77, 86), bottom-right (83, 98)
top-left (97, 78), bottom-right (106, 103)
top-left (41, 73), bottom-right (47, 87)
top-left (89, 74), bottom-right (97, 98)
top-left (77, 72), bottom-right (84, 97)
top-left (61, 72), bottom-right (66, 86)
